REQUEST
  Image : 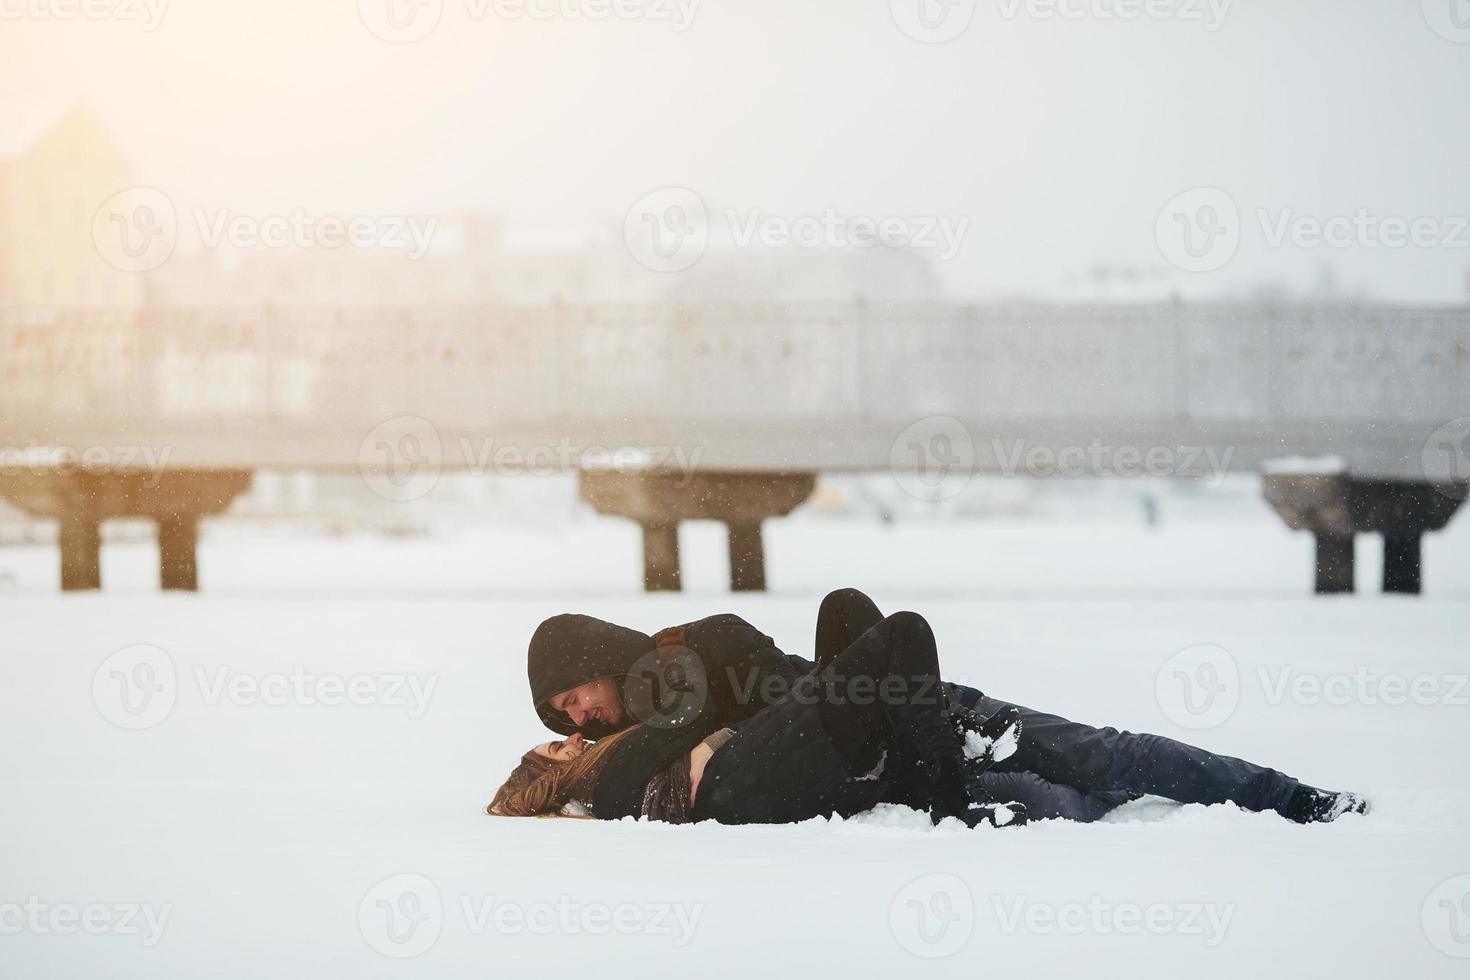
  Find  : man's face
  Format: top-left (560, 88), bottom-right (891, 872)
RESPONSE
top-left (547, 677), bottom-right (625, 731)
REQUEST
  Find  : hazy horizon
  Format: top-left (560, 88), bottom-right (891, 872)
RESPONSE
top-left (4, 0), bottom-right (1469, 303)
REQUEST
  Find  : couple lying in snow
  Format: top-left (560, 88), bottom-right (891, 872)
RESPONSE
top-left (488, 588), bottom-right (1369, 828)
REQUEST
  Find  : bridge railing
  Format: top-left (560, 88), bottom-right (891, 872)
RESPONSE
top-left (1, 302), bottom-right (1466, 476)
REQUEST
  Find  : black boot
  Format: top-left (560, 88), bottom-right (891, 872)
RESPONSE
top-left (948, 705), bottom-right (1029, 828)
top-left (1282, 786), bottom-right (1370, 824)
top-left (953, 704), bottom-right (1022, 776)
top-left (947, 801), bottom-right (1029, 829)
top-left (913, 703), bottom-right (1030, 829)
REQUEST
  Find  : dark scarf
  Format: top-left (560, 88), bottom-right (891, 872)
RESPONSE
top-left (640, 757), bottom-right (695, 824)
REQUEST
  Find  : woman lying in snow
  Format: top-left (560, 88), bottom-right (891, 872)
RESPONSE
top-left (489, 610), bottom-right (1030, 827)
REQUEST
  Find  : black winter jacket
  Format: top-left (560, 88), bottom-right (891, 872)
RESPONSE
top-left (589, 669), bottom-right (892, 824)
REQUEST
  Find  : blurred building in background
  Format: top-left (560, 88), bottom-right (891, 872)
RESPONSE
top-left (144, 216), bottom-right (944, 308)
top-left (0, 105), bottom-right (142, 309)
top-left (0, 107), bottom-right (950, 535)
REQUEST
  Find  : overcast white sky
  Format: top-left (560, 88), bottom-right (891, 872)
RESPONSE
top-left (3, 0), bottom-right (1468, 301)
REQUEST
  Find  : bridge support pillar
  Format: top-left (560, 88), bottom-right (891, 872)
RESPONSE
top-left (58, 509), bottom-right (103, 592)
top-left (0, 469), bottom-right (253, 593)
top-left (1383, 534), bottom-right (1423, 594)
top-left (640, 521), bottom-right (682, 592)
top-left (1264, 473), bottom-right (1464, 596)
top-left (1313, 533), bottom-right (1355, 595)
top-left (727, 521), bottom-right (766, 592)
top-left (580, 471), bottom-right (816, 593)
top-left (158, 515), bottom-right (201, 592)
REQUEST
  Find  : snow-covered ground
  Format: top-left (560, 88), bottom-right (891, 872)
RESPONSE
top-left (2, 503), bottom-right (1469, 978)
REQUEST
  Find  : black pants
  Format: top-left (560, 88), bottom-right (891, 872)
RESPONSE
top-left (690, 611), bottom-right (968, 824)
top-left (812, 610), bottom-right (969, 813)
top-left (815, 589), bottom-right (1301, 822)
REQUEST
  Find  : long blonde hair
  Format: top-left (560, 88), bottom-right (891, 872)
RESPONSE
top-left (487, 727), bottom-right (639, 817)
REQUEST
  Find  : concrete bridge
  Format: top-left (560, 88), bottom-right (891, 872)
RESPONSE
top-left (2, 302), bottom-right (1466, 594)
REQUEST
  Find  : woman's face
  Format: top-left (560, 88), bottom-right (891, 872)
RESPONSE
top-left (532, 731), bottom-right (588, 763)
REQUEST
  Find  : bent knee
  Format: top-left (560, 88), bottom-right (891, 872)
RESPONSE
top-left (885, 610), bottom-right (930, 634)
top-left (819, 588), bottom-right (878, 621)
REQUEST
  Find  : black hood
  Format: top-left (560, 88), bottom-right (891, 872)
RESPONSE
top-left (528, 614), bottom-right (653, 737)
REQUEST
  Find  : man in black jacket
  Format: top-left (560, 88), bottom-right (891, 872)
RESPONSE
top-left (526, 588), bottom-right (1367, 824)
